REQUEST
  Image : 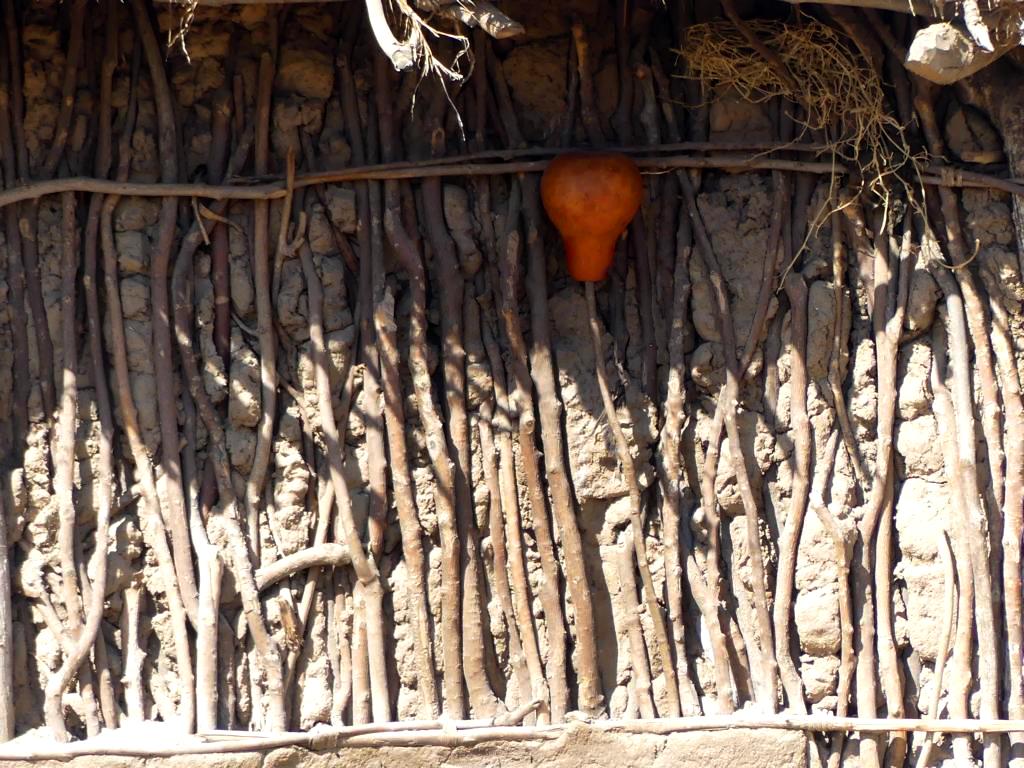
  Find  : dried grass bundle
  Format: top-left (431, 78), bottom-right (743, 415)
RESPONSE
top-left (679, 17), bottom-right (916, 198)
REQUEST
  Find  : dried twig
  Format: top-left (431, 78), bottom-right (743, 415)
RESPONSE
top-left (917, 82), bottom-right (1003, 768)
top-left (872, 213), bottom-right (913, 767)
top-left (209, 89), bottom-right (233, 367)
top-left (618, 528), bottom-right (655, 718)
top-left (170, 119), bottom-right (279, 732)
top-left (0, 2), bottom-right (30, 451)
top-left (254, 545), bottom-right (353, 592)
top-left (521, 176), bottom-right (605, 717)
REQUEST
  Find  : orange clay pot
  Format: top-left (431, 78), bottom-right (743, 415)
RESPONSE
top-left (540, 151), bottom-right (644, 282)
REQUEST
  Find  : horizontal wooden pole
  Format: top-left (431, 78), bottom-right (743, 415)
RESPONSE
top-left (0, 147), bottom-right (1020, 209)
top-left (6, 714), bottom-right (1024, 760)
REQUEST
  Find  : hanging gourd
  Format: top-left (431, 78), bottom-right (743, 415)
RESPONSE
top-left (540, 152), bottom-right (644, 282)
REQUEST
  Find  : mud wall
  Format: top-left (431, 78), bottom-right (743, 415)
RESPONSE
top-left (0, 1), bottom-right (1023, 766)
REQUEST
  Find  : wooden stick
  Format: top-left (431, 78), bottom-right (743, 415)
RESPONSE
top-left (420, 117), bottom-right (500, 718)
top-left (808, 432), bottom-right (848, 768)
top-left (1, 157), bottom-right (1022, 208)
top-left (245, 51), bottom-right (277, 566)
top-left (12, 713), bottom-right (1024, 760)
top-left (121, 579), bottom-right (145, 722)
top-left (981, 272), bottom-right (1024, 737)
top-left (282, 471), bottom-right (332, 705)
top-left (170, 125), bottom-right (280, 734)
top-left (0, 3), bottom-right (30, 451)
top-left (254, 545), bottom-right (353, 591)
top-left (571, 18), bottom-right (604, 147)
top-left (44, 190), bottom-right (91, 742)
top-left (13, 0), bottom-right (84, 420)
top-left (776, 273), bottom-right (811, 715)
top-left (132, 0), bottom-right (199, 626)
top-left (192, 73), bottom-right (235, 737)
top-left (376, 287), bottom-right (440, 718)
top-left (520, 175), bottom-right (605, 717)
top-left (585, 281), bottom-right (683, 716)
top-left (917, 92), bottom-right (1005, 768)
top-left (927, 313), bottom-right (975, 765)
top-left (477, 405), bottom-right (534, 713)
top-left (329, 571), bottom-right (353, 725)
top-left (618, 528), bottom-right (656, 718)
top-left (0, 34), bottom-right (21, 713)
top-left (0, 492), bottom-right (11, 743)
top-left (100, 27), bottom-right (194, 730)
top-left (209, 88), bottom-right (233, 367)
top-left (481, 314), bottom-right (550, 721)
top-left (651, 64), bottom-right (736, 714)
top-left (679, 172), bottom-right (778, 710)
top-left (497, 193), bottom-right (569, 721)
top-left (375, 57), bottom-right (463, 720)
top-left (196, 554), bottom-right (223, 733)
top-left (925, 222), bottom-right (1002, 767)
top-left (365, 113), bottom-right (393, 734)
top-left (914, 530), bottom-right (956, 768)
top-left (872, 213), bottom-right (912, 768)
top-left (297, 227), bottom-right (376, 586)
top-left (653, 181), bottom-right (703, 716)
top-left (351, 583), bottom-right (371, 724)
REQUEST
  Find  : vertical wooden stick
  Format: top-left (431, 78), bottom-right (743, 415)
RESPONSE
top-left (420, 122), bottom-right (500, 718)
top-left (585, 281), bottom-right (683, 717)
top-left (775, 273), bottom-right (811, 714)
top-left (982, 277), bottom-right (1024, 740)
top-left (618, 528), bottom-right (656, 719)
top-left (131, 0), bottom-right (199, 626)
top-left (481, 316), bottom-right (550, 722)
top-left (45, 190), bottom-right (84, 742)
top-left (477, 406), bottom-right (534, 712)
top-left (654, 188), bottom-right (702, 716)
top-left (914, 531), bottom-right (956, 768)
top-left (375, 55), bottom-right (464, 720)
top-left (245, 51), bottom-right (277, 565)
top-left (0, 491), bottom-right (11, 742)
top-left (497, 195), bottom-right (569, 721)
top-left (376, 290), bottom-right (440, 718)
top-left (928, 317), bottom-right (976, 765)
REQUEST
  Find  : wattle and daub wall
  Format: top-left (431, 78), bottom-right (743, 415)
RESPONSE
top-left (0, 1), bottom-right (1023, 766)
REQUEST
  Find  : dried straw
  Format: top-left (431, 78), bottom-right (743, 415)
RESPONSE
top-left (678, 17), bottom-right (916, 199)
